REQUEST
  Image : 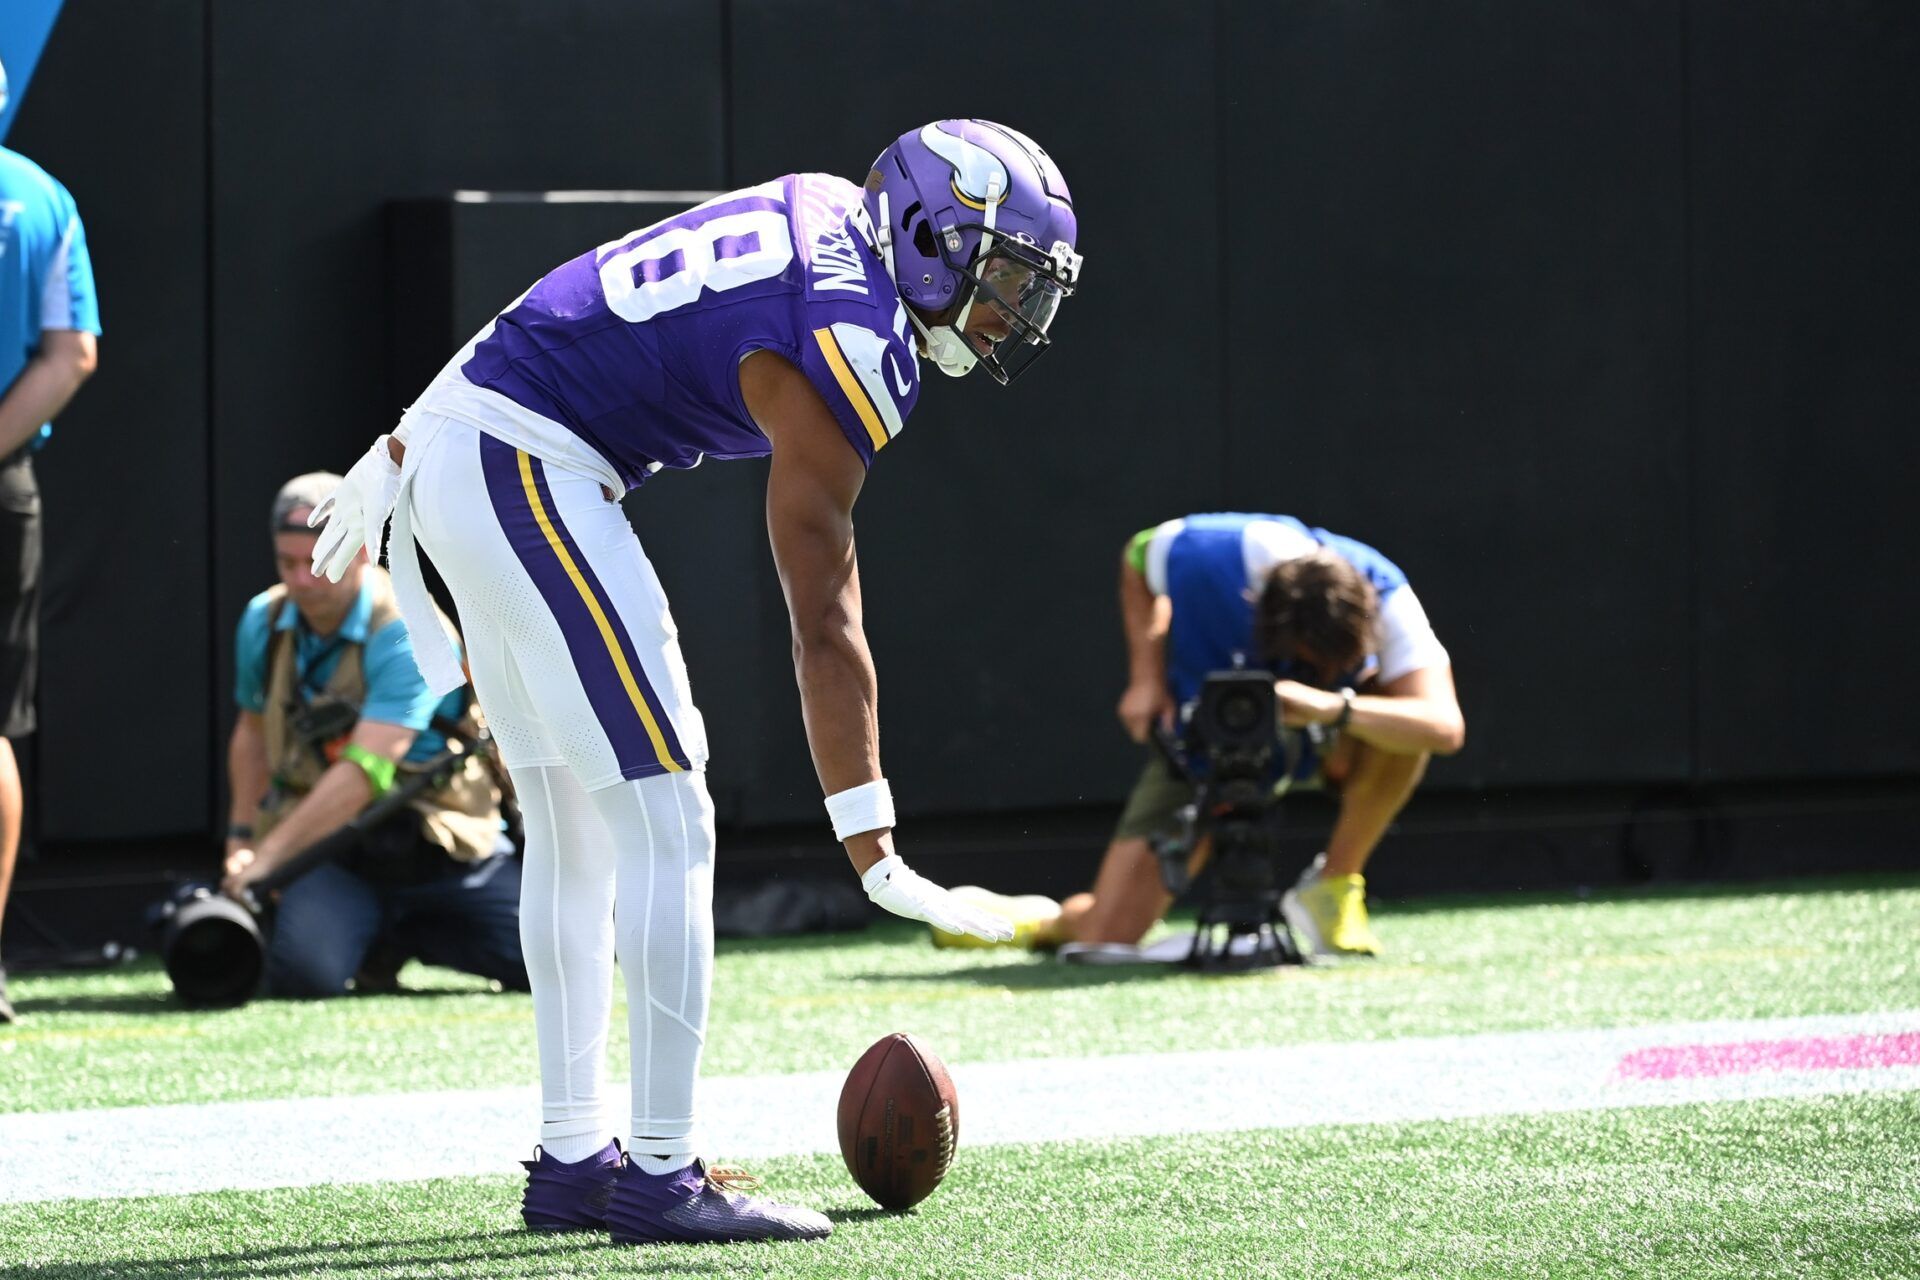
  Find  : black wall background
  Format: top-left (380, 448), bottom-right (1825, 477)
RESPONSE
top-left (6, 0), bottom-right (1916, 846)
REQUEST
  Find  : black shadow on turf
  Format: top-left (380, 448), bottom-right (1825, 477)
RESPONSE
top-left (826, 1205), bottom-right (909, 1223)
top-left (852, 959), bottom-right (1201, 991)
top-left (10, 1228), bottom-right (750, 1279)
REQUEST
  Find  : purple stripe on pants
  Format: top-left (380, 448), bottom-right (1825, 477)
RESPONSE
top-left (478, 433), bottom-right (688, 779)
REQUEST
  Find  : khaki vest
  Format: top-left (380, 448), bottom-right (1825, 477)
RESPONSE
top-left (256, 569), bottom-right (501, 863)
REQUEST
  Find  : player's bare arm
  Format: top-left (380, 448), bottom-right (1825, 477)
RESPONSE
top-left (744, 349), bottom-right (1010, 943)
top-left (743, 349), bottom-right (888, 874)
top-left (1275, 663), bottom-right (1465, 756)
top-left (1115, 551), bottom-right (1173, 743)
top-left (221, 719), bottom-right (417, 898)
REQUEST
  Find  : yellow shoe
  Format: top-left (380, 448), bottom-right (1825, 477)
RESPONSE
top-left (929, 887), bottom-right (1062, 950)
top-left (1281, 861), bottom-right (1382, 957)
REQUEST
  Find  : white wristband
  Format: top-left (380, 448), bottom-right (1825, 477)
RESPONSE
top-left (825, 779), bottom-right (895, 842)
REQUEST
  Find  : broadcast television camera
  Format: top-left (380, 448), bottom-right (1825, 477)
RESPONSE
top-left (1151, 667), bottom-right (1305, 971)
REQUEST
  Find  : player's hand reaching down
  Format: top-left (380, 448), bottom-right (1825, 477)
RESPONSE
top-left (309, 435), bottom-right (403, 582)
top-left (862, 855), bottom-right (1015, 942)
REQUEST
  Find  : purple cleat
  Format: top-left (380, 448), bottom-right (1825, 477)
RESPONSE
top-left (605, 1160), bottom-right (831, 1245)
top-left (519, 1140), bottom-right (623, 1232)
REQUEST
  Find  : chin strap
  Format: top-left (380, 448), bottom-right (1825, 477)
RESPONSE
top-left (881, 167), bottom-right (1016, 380)
top-left (940, 172), bottom-right (1002, 349)
top-left (873, 192), bottom-right (898, 286)
top-left (908, 308), bottom-right (976, 378)
top-left (913, 173), bottom-right (1006, 379)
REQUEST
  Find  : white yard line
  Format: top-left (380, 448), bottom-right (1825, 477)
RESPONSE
top-left (4, 1010), bottom-right (1917, 1205)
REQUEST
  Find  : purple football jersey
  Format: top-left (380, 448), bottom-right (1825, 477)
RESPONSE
top-left (455, 175), bottom-right (920, 490)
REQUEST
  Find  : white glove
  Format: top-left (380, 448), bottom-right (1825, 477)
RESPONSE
top-left (862, 854), bottom-right (1015, 943)
top-left (310, 436), bottom-right (403, 582)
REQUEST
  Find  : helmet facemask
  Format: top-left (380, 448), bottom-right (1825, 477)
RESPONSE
top-left (910, 223), bottom-right (1082, 384)
top-left (960, 236), bottom-right (1080, 383)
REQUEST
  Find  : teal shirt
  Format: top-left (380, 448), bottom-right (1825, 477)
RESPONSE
top-left (0, 145), bottom-right (102, 449)
top-left (233, 578), bottom-right (462, 765)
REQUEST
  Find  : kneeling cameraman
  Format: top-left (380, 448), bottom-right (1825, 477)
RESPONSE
top-left (220, 473), bottom-right (527, 997)
top-left (934, 512), bottom-right (1465, 959)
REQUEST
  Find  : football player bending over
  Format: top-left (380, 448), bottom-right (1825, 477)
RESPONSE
top-left (309, 122), bottom-right (1080, 1245)
top-left (934, 513), bottom-right (1464, 960)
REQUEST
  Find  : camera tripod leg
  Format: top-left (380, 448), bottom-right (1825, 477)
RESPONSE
top-left (1182, 901), bottom-right (1306, 972)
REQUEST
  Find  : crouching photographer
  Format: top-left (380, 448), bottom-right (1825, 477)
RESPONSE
top-left (207, 472), bottom-right (527, 1000)
top-left (928, 513), bottom-right (1465, 961)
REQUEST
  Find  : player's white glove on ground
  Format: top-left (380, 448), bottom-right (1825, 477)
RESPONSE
top-left (862, 855), bottom-right (1015, 943)
top-left (309, 436), bottom-right (402, 582)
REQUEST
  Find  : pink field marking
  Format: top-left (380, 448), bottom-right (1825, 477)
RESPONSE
top-left (1616, 1032), bottom-right (1920, 1081)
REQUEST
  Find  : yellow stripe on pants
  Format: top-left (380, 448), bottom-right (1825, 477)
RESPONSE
top-left (516, 449), bottom-right (682, 773)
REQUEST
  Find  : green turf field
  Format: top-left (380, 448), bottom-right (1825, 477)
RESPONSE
top-left (3, 873), bottom-right (1917, 1278)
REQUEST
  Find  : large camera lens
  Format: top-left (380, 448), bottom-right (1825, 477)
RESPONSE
top-left (163, 893), bottom-right (265, 1007)
top-left (1218, 688), bottom-right (1262, 735)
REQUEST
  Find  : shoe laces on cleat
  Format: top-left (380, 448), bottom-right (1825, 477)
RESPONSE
top-left (704, 1165), bottom-right (762, 1194)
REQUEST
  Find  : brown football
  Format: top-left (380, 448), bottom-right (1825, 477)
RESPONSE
top-left (836, 1032), bottom-right (959, 1210)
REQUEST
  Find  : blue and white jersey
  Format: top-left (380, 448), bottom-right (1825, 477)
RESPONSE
top-left (1137, 513), bottom-right (1448, 707)
top-left (414, 174), bottom-right (919, 493)
top-left (0, 145), bottom-right (100, 447)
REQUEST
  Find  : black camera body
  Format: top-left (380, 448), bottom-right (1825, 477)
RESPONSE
top-left (1153, 667), bottom-right (1303, 971)
top-left (1186, 666), bottom-right (1281, 802)
top-left (288, 698), bottom-right (358, 755)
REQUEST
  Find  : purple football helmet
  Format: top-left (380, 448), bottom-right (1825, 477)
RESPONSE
top-left (863, 120), bottom-right (1082, 384)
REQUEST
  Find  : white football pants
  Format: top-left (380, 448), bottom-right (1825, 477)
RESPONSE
top-left (407, 416), bottom-right (714, 1161)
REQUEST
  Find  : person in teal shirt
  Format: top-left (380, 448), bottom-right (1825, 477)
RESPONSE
top-left (222, 472), bottom-right (525, 997)
top-left (0, 57), bottom-right (102, 1025)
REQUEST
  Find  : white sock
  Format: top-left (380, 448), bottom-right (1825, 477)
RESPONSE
top-left (543, 1129), bottom-right (615, 1164)
top-left (628, 1147), bottom-right (698, 1176)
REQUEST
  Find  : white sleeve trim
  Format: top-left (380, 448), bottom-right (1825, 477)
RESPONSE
top-left (827, 321), bottom-right (905, 440)
top-left (1142, 518), bottom-right (1187, 596)
top-left (1375, 586), bottom-right (1450, 685)
top-left (37, 216), bottom-right (78, 331)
